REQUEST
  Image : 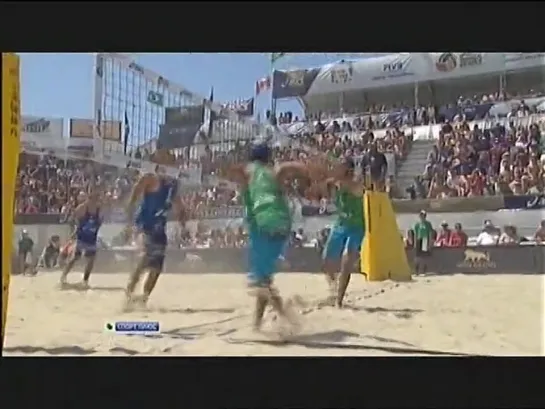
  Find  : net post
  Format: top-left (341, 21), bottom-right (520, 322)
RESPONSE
top-left (2, 53), bottom-right (21, 346)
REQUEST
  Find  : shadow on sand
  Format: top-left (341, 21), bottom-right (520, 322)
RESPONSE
top-left (3, 345), bottom-right (140, 356)
top-left (146, 314), bottom-right (251, 342)
top-left (306, 298), bottom-right (424, 320)
top-left (58, 282), bottom-right (125, 293)
top-left (346, 305), bottom-right (424, 319)
top-left (156, 307), bottom-right (236, 314)
top-left (225, 330), bottom-right (479, 356)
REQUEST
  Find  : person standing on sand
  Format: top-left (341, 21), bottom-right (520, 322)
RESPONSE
top-left (222, 142), bottom-right (314, 333)
top-left (413, 210), bottom-right (435, 274)
top-left (321, 157), bottom-right (366, 308)
top-left (59, 191), bottom-right (103, 289)
top-left (123, 149), bottom-right (188, 309)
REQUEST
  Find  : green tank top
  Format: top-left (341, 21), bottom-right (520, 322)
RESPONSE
top-left (335, 186), bottom-right (364, 228)
top-left (243, 163), bottom-right (292, 235)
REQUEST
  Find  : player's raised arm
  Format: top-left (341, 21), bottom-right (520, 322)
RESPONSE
top-left (274, 161), bottom-right (311, 185)
top-left (126, 174), bottom-right (151, 224)
top-left (68, 203), bottom-right (87, 239)
top-left (221, 163), bottom-right (249, 187)
top-left (171, 191), bottom-right (188, 226)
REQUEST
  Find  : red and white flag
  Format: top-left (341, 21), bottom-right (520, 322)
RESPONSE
top-left (255, 76), bottom-right (271, 95)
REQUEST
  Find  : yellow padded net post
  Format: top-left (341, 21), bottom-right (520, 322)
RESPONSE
top-left (2, 53), bottom-right (21, 346)
top-left (360, 190), bottom-right (411, 282)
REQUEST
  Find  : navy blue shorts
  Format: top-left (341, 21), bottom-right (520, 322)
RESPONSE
top-left (141, 231), bottom-right (167, 271)
top-left (74, 241), bottom-right (97, 258)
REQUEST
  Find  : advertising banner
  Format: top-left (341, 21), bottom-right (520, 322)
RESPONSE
top-left (21, 115), bottom-right (64, 151)
top-left (503, 194), bottom-right (545, 210)
top-left (272, 68), bottom-right (321, 99)
top-left (427, 53), bottom-right (505, 82)
top-left (165, 105), bottom-right (205, 125)
top-left (82, 245), bottom-right (542, 275)
top-left (305, 54), bottom-right (431, 95)
top-left (69, 118), bottom-right (122, 141)
top-left (438, 102), bottom-right (495, 122)
top-left (505, 53), bottom-right (545, 71)
top-left (157, 122), bottom-right (201, 149)
top-left (420, 246), bottom-right (540, 275)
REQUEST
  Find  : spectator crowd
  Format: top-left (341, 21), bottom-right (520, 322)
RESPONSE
top-left (14, 80), bottom-right (545, 252)
top-left (409, 117), bottom-right (545, 199)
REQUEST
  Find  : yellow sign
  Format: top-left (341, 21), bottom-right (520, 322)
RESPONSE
top-left (2, 53), bottom-right (21, 346)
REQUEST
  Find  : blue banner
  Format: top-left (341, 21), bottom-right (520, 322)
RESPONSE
top-left (438, 102), bottom-right (494, 122)
top-left (503, 194), bottom-right (545, 210)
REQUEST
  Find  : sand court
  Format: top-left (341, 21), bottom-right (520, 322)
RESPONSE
top-left (3, 272), bottom-right (543, 356)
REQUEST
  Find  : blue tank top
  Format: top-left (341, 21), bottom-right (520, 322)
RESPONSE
top-left (135, 177), bottom-right (177, 235)
top-left (76, 208), bottom-right (101, 244)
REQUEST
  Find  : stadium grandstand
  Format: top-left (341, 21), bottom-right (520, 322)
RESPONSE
top-left (271, 52), bottom-right (544, 136)
top-left (15, 52), bottom-right (545, 251)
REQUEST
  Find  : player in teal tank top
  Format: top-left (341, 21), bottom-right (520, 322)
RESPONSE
top-left (322, 157), bottom-right (366, 308)
top-left (224, 142), bottom-right (313, 333)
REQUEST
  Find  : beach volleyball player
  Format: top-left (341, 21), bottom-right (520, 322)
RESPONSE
top-left (322, 157), bottom-right (366, 308)
top-left (123, 149), bottom-right (187, 308)
top-left (223, 142), bottom-right (313, 332)
top-left (59, 191), bottom-right (103, 289)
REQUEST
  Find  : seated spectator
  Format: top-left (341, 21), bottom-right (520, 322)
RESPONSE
top-left (448, 223), bottom-right (468, 248)
top-left (475, 220), bottom-right (500, 246)
top-left (434, 221), bottom-right (452, 247)
top-left (293, 228), bottom-right (306, 248)
top-left (498, 225), bottom-right (525, 245)
top-left (405, 229), bottom-right (415, 249)
top-left (417, 113), bottom-right (543, 197)
top-left (533, 220), bottom-right (545, 244)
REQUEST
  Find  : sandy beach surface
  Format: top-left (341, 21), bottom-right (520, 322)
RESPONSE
top-left (4, 272), bottom-right (543, 356)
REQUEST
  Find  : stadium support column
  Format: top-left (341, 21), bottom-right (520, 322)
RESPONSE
top-left (271, 98), bottom-right (277, 122)
top-left (414, 82), bottom-right (419, 109)
top-left (93, 53), bottom-right (105, 160)
top-left (499, 73), bottom-right (506, 96)
top-left (270, 59), bottom-right (277, 122)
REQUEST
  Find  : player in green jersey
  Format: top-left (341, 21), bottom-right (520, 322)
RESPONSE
top-left (223, 142), bottom-right (313, 333)
top-left (322, 157), bottom-right (366, 308)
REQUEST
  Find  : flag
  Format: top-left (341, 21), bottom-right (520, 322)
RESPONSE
top-left (271, 53), bottom-right (286, 65)
top-left (206, 87), bottom-right (214, 141)
top-left (123, 111), bottom-right (130, 155)
top-left (255, 76), bottom-right (271, 95)
top-left (223, 98), bottom-right (254, 117)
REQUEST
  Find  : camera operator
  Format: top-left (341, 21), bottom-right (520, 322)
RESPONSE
top-left (17, 230), bottom-right (34, 275)
top-left (38, 235), bottom-right (61, 269)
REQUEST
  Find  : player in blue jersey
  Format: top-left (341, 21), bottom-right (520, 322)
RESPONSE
top-left (59, 191), bottom-right (103, 289)
top-left (124, 150), bottom-right (187, 309)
